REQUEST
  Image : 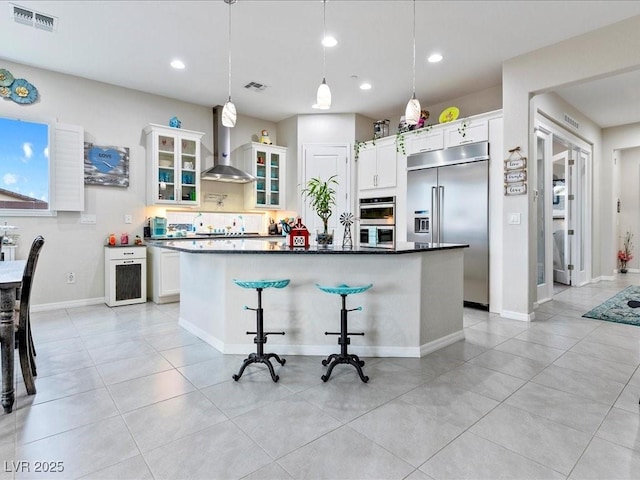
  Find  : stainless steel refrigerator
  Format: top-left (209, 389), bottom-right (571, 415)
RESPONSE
top-left (407, 142), bottom-right (490, 309)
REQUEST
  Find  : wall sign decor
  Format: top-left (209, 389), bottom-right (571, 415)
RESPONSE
top-left (84, 142), bottom-right (130, 187)
top-left (0, 68), bottom-right (39, 104)
top-left (504, 146), bottom-right (527, 196)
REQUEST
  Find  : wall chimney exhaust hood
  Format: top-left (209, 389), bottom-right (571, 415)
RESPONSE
top-left (201, 107), bottom-right (255, 183)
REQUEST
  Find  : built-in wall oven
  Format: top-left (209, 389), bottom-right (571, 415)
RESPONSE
top-left (359, 196), bottom-right (395, 248)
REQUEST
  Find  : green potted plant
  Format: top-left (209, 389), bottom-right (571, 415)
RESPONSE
top-left (302, 175), bottom-right (338, 245)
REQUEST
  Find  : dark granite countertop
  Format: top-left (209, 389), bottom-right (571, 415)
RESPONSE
top-left (145, 238), bottom-right (468, 255)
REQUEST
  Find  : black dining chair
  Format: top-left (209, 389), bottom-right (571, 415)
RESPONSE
top-left (15, 236), bottom-right (45, 395)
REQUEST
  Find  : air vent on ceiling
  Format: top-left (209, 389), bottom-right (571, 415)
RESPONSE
top-left (563, 113), bottom-right (579, 130)
top-left (11, 4), bottom-right (57, 32)
top-left (243, 81), bottom-right (267, 92)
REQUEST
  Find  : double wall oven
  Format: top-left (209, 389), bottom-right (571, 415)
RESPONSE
top-left (359, 196), bottom-right (395, 248)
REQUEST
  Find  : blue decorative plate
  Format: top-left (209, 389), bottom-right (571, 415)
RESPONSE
top-left (0, 69), bottom-right (14, 87)
top-left (0, 86), bottom-right (11, 98)
top-left (10, 79), bottom-right (38, 104)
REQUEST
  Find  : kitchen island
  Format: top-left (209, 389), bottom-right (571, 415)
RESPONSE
top-left (147, 238), bottom-right (468, 358)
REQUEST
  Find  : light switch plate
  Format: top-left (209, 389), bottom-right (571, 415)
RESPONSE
top-left (508, 213), bottom-right (521, 225)
top-left (124, 214), bottom-right (133, 224)
top-left (80, 214), bottom-right (96, 224)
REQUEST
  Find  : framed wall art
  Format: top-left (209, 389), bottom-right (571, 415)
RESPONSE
top-left (84, 143), bottom-right (130, 187)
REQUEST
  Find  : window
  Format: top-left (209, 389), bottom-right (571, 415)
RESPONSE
top-left (0, 117), bottom-right (49, 211)
top-left (0, 117), bottom-right (84, 215)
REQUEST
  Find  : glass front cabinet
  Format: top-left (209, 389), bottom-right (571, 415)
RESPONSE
top-left (242, 142), bottom-right (287, 209)
top-left (144, 124), bottom-right (204, 206)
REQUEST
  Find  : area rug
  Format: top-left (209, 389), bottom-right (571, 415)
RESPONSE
top-left (582, 285), bottom-right (640, 326)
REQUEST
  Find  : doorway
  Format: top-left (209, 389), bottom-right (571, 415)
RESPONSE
top-left (535, 118), bottom-right (592, 303)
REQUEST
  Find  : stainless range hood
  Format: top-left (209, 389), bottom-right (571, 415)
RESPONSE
top-left (201, 106), bottom-right (255, 183)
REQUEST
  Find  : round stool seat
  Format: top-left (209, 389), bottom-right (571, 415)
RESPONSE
top-left (234, 279), bottom-right (290, 289)
top-left (315, 283), bottom-right (373, 295)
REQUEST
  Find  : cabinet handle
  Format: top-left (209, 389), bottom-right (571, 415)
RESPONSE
top-left (459, 139), bottom-right (473, 144)
top-left (124, 252), bottom-right (134, 255)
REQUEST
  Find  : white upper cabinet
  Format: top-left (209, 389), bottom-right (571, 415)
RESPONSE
top-left (144, 124), bottom-right (204, 206)
top-left (405, 129), bottom-right (444, 156)
top-left (243, 142), bottom-right (287, 210)
top-left (444, 118), bottom-right (488, 147)
top-left (357, 136), bottom-right (397, 191)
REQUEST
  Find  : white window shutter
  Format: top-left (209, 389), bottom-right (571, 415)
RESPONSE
top-left (52, 123), bottom-right (84, 211)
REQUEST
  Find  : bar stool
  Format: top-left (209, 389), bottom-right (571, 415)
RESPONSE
top-left (232, 279), bottom-right (290, 382)
top-left (315, 283), bottom-right (373, 383)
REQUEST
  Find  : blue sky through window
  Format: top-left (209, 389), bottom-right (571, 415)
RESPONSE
top-left (0, 117), bottom-right (49, 203)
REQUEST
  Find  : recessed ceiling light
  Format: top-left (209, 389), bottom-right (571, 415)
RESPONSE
top-left (322, 36), bottom-right (337, 47)
top-left (428, 53), bottom-right (443, 63)
top-left (170, 59), bottom-right (186, 69)
top-left (360, 83), bottom-right (372, 90)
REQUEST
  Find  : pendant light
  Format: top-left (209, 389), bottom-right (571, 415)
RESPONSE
top-left (314, 0), bottom-right (331, 109)
top-left (221, 0), bottom-right (237, 127)
top-left (405, 0), bottom-right (420, 125)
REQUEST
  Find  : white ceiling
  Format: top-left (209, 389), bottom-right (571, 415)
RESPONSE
top-left (2, 1), bottom-right (640, 128)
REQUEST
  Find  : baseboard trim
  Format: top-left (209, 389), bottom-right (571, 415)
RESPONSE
top-left (31, 297), bottom-right (105, 312)
top-left (179, 317), bottom-right (458, 358)
top-left (501, 309), bottom-right (534, 322)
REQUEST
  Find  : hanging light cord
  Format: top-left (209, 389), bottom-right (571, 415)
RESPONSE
top-left (227, 0), bottom-right (232, 102)
top-left (322, 0), bottom-right (327, 81)
top-left (411, 0), bottom-right (416, 98)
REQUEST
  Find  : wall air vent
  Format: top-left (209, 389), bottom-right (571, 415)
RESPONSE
top-left (243, 81), bottom-right (267, 92)
top-left (11, 4), bottom-right (57, 31)
top-left (563, 113), bottom-right (579, 130)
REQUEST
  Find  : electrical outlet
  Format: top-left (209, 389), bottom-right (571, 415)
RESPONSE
top-left (124, 214), bottom-right (132, 224)
top-left (66, 272), bottom-right (76, 284)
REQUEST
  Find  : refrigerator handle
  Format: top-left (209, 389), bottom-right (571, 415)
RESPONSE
top-left (431, 186), bottom-right (438, 244)
top-left (438, 185), bottom-right (444, 244)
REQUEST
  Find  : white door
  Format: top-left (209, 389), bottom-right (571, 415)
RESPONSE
top-left (301, 144), bottom-right (350, 240)
top-left (535, 127), bottom-right (553, 303)
top-left (552, 150), bottom-right (570, 285)
top-left (570, 147), bottom-right (591, 285)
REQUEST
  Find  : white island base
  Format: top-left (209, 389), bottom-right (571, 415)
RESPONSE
top-left (177, 245), bottom-right (465, 358)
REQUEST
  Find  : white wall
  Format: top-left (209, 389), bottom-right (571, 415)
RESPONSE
top-left (502, 15), bottom-right (640, 318)
top-left (617, 146), bottom-right (640, 271)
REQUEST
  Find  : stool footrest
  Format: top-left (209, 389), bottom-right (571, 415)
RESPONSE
top-left (325, 331), bottom-right (340, 336)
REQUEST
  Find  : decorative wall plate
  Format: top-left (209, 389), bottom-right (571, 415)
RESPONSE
top-left (0, 69), bottom-right (14, 87)
top-left (439, 106), bottom-right (460, 123)
top-left (0, 86), bottom-right (11, 98)
top-left (10, 79), bottom-right (38, 104)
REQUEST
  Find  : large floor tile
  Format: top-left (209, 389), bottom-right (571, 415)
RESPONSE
top-left (467, 349), bottom-right (548, 380)
top-left (143, 420), bottom-right (271, 480)
top-left (96, 351), bottom-right (174, 385)
top-left (399, 380), bottom-right (498, 429)
top-left (160, 342), bottom-right (222, 368)
top-left (527, 318), bottom-right (598, 340)
top-left (504, 382), bottom-right (610, 434)
top-left (143, 329), bottom-right (203, 351)
top-left (242, 462), bottom-right (294, 480)
top-left (468, 318), bottom-right (529, 338)
top-left (614, 384), bottom-right (640, 414)
top-left (177, 354), bottom-right (253, 389)
top-left (571, 437), bottom-right (640, 480)
top-left (123, 391), bottom-right (227, 452)
top-left (595, 407), bottom-right (640, 453)
top-left (87, 339), bottom-right (156, 365)
top-left (425, 340), bottom-right (488, 362)
top-left (584, 328), bottom-right (640, 352)
top-left (570, 339), bottom-right (640, 367)
top-left (79, 454), bottom-right (153, 480)
top-left (515, 328), bottom-right (579, 350)
top-left (234, 394), bottom-right (340, 459)
top-left (470, 404), bottom-right (591, 475)
top-left (15, 416), bottom-right (138, 479)
top-left (278, 426), bottom-right (414, 479)
top-left (531, 364), bottom-right (626, 405)
top-left (432, 363), bottom-right (526, 402)
top-left (420, 431), bottom-right (565, 480)
top-left (553, 351), bottom-right (636, 384)
top-left (32, 349), bottom-right (95, 378)
top-left (17, 366), bottom-right (104, 405)
top-left (494, 338), bottom-right (565, 364)
top-left (348, 398), bottom-right (464, 467)
top-left (201, 374), bottom-right (293, 418)
top-left (16, 388), bottom-right (118, 444)
top-left (107, 369), bottom-right (196, 413)
top-left (462, 328), bottom-right (510, 349)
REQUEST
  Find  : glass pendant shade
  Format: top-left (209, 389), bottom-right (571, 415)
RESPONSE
top-left (221, 100), bottom-right (237, 127)
top-left (316, 78), bottom-right (331, 109)
top-left (405, 95), bottom-right (421, 125)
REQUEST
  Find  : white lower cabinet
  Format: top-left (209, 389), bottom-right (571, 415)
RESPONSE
top-left (147, 246), bottom-right (180, 304)
top-left (104, 246), bottom-right (147, 307)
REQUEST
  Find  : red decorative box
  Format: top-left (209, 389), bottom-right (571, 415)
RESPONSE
top-left (288, 218), bottom-right (309, 248)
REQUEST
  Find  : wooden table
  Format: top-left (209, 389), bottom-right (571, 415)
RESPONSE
top-left (0, 260), bottom-right (25, 413)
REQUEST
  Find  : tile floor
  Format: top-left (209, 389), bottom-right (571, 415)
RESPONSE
top-left (1, 275), bottom-right (640, 479)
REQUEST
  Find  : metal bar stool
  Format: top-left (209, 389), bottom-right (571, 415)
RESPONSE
top-left (316, 283), bottom-right (373, 383)
top-left (232, 279), bottom-right (290, 382)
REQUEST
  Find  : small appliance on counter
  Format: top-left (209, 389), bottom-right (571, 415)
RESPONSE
top-left (150, 217), bottom-right (167, 238)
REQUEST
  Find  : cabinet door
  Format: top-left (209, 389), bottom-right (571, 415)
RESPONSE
top-left (407, 129), bottom-right (444, 155)
top-left (159, 251), bottom-right (180, 296)
top-left (157, 133), bottom-right (177, 202)
top-left (357, 145), bottom-right (377, 190)
top-left (178, 138), bottom-right (198, 204)
top-left (267, 150), bottom-right (282, 208)
top-left (254, 148), bottom-right (268, 206)
top-left (444, 119), bottom-right (488, 147)
top-left (375, 141), bottom-right (397, 189)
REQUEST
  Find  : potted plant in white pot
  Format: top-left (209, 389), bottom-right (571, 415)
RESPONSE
top-left (302, 175), bottom-right (338, 246)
